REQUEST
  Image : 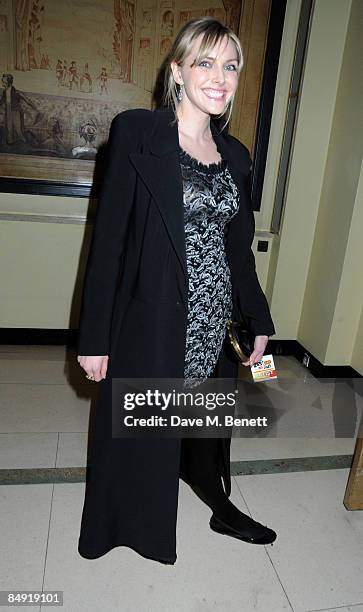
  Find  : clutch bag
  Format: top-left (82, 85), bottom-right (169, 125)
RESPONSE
top-left (226, 318), bottom-right (255, 361)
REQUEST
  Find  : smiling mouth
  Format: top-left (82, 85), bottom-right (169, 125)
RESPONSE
top-left (203, 89), bottom-right (226, 100)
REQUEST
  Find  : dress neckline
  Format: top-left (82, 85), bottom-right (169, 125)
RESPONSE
top-left (179, 145), bottom-right (227, 174)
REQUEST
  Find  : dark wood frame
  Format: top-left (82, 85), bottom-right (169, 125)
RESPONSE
top-left (250, 0), bottom-right (288, 212)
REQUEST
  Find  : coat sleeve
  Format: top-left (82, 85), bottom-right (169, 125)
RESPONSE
top-left (77, 113), bottom-right (137, 355)
top-left (234, 149), bottom-right (276, 338)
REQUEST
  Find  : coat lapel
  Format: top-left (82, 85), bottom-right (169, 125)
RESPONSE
top-left (128, 106), bottom-right (248, 283)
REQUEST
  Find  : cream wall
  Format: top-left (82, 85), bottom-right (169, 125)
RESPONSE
top-left (0, 0), bottom-right (362, 374)
top-left (268, 0), bottom-right (352, 337)
top-left (0, 196), bottom-right (93, 329)
top-left (298, 0), bottom-right (363, 369)
top-left (290, 0), bottom-right (363, 373)
top-left (269, 0), bottom-right (362, 372)
top-left (352, 305), bottom-right (363, 373)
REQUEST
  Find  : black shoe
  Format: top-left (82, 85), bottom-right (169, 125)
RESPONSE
top-left (209, 513), bottom-right (277, 546)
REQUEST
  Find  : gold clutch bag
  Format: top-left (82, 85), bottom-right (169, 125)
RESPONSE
top-left (226, 318), bottom-right (254, 362)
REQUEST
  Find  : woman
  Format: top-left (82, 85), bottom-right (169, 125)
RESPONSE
top-left (77, 17), bottom-right (277, 565)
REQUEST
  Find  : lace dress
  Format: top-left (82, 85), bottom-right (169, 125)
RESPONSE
top-left (179, 146), bottom-right (240, 389)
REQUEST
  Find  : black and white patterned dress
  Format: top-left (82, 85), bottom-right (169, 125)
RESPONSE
top-left (179, 146), bottom-right (240, 389)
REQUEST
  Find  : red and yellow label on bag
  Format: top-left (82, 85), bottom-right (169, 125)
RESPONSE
top-left (251, 354), bottom-right (277, 382)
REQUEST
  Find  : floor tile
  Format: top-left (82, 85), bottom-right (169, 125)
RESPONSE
top-left (314, 605), bottom-right (363, 612)
top-left (235, 469), bottom-right (363, 612)
top-left (0, 345), bottom-right (68, 358)
top-left (0, 346), bottom-right (92, 388)
top-left (0, 484), bottom-right (53, 612)
top-left (0, 356), bottom-right (86, 386)
top-left (56, 433), bottom-right (88, 468)
top-left (1, 348), bottom-right (362, 612)
top-left (0, 433), bottom-right (58, 469)
top-left (43, 480), bottom-right (291, 612)
top-left (0, 384), bottom-right (91, 433)
top-left (230, 437), bottom-right (356, 461)
top-left (233, 376), bottom-right (362, 440)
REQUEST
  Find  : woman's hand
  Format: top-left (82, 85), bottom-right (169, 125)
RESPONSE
top-left (241, 335), bottom-right (269, 367)
top-left (77, 355), bottom-right (109, 382)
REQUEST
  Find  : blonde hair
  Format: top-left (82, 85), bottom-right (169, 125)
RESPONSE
top-left (162, 16), bottom-right (243, 132)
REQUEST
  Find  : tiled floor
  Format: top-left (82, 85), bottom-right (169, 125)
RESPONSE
top-left (0, 346), bottom-right (362, 612)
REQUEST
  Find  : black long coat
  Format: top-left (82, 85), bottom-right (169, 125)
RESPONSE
top-left (77, 105), bottom-right (275, 564)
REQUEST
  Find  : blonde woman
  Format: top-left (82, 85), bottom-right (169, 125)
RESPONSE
top-left (77, 16), bottom-right (277, 565)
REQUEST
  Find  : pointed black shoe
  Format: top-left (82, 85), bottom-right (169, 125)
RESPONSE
top-left (209, 514), bottom-right (277, 546)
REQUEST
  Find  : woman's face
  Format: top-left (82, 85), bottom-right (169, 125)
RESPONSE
top-left (171, 33), bottom-right (239, 118)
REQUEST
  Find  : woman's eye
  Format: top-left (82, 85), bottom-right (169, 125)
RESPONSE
top-left (198, 61), bottom-right (237, 71)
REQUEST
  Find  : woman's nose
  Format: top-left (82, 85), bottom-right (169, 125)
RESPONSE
top-left (211, 64), bottom-right (226, 84)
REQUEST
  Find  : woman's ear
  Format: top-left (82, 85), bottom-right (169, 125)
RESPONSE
top-left (170, 60), bottom-right (183, 86)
